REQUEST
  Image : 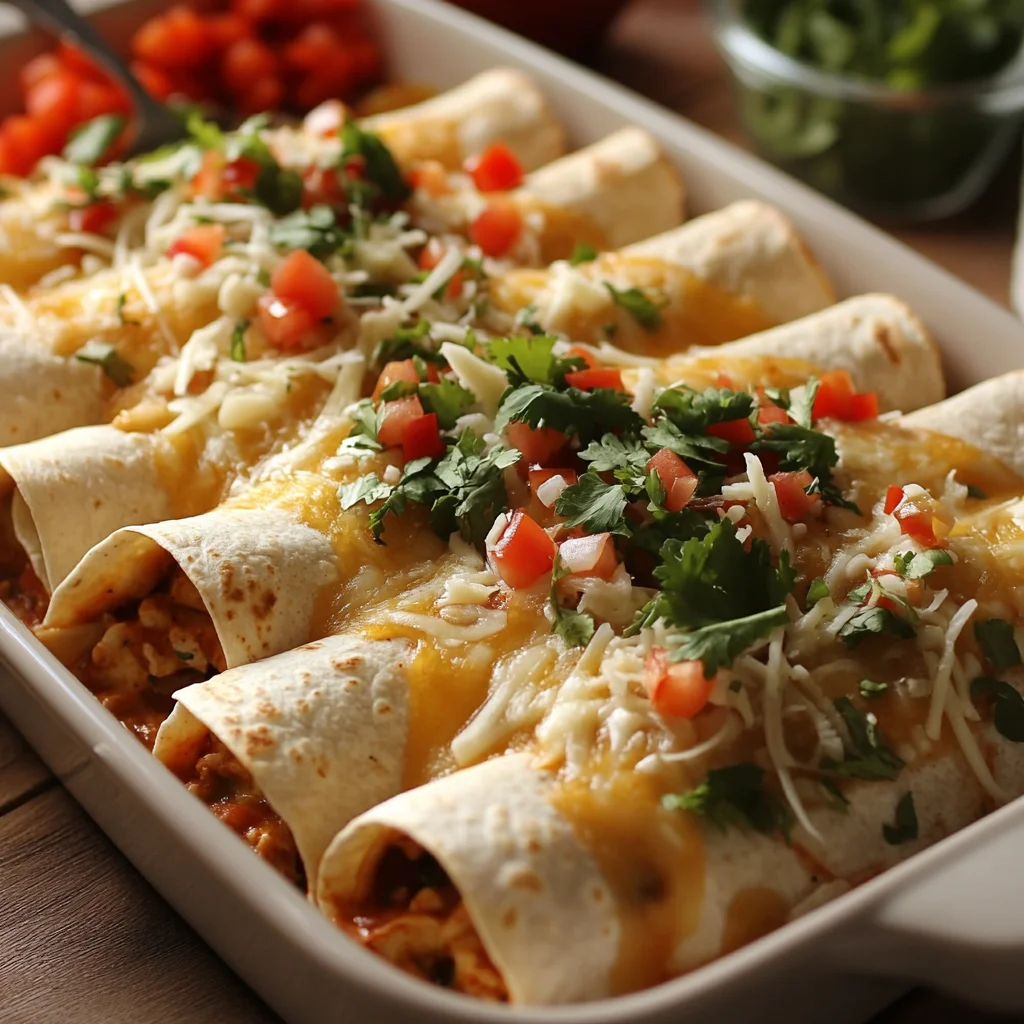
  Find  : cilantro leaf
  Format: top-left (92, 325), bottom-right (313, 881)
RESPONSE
top-left (971, 677), bottom-right (1024, 742)
top-left (975, 619), bottom-right (1022, 673)
top-left (339, 474), bottom-right (393, 510)
top-left (604, 282), bottom-right (666, 331)
top-left (554, 474), bottom-right (630, 535)
top-left (418, 379), bottom-right (475, 429)
top-left (641, 420), bottom-right (729, 469)
top-left (752, 422), bottom-right (857, 512)
top-left (74, 340), bottom-right (134, 387)
top-left (569, 242), bottom-right (598, 266)
top-left (485, 335), bottom-right (580, 386)
top-left (805, 577), bottom-right (831, 609)
top-left (838, 605), bottom-right (915, 647)
top-left (859, 679), bottom-right (889, 699)
top-left (340, 119), bottom-right (411, 204)
top-left (882, 792), bottom-right (918, 846)
top-left (893, 548), bottom-right (954, 580)
top-left (340, 399), bottom-right (383, 451)
top-left (655, 385), bottom-right (754, 433)
top-left (550, 553), bottom-right (595, 648)
top-left (428, 433), bottom-right (520, 547)
top-left (821, 697), bottom-right (904, 781)
top-left (663, 764), bottom-right (792, 838)
top-left (230, 320), bottom-right (248, 363)
top-left (270, 205), bottom-right (350, 258)
top-left (495, 384), bottom-right (642, 444)
top-left (371, 320), bottom-right (441, 368)
top-left (63, 115), bottom-right (127, 166)
top-left (668, 606), bottom-right (790, 676)
top-left (577, 434), bottom-right (651, 477)
top-left (789, 378), bottom-right (820, 428)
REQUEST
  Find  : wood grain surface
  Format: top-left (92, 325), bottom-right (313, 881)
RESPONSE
top-left (1, 2), bottom-right (1023, 1022)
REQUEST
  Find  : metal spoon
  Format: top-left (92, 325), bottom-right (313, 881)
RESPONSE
top-left (8, 0), bottom-right (188, 154)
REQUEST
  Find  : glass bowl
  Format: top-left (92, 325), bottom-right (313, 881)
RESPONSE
top-left (706, 0), bottom-right (1024, 221)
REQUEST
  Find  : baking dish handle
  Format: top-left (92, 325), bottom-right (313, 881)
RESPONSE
top-left (828, 822), bottom-right (1024, 1012)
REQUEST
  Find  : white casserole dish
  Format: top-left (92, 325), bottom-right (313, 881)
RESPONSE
top-left (3, 0), bottom-right (1024, 1019)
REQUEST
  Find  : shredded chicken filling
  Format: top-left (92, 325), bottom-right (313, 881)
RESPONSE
top-left (75, 568), bottom-right (226, 749)
top-left (338, 839), bottom-right (508, 1002)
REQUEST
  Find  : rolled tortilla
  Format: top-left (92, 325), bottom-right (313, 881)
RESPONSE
top-left (363, 68), bottom-right (566, 172)
top-left (0, 332), bottom-right (105, 446)
top-left (492, 201), bottom-right (834, 356)
top-left (0, 352), bottom-right (359, 595)
top-left (315, 752), bottom-right (826, 1003)
top-left (901, 371), bottom-right (1024, 477)
top-left (153, 634), bottom-right (413, 887)
top-left (681, 293), bottom-right (944, 413)
top-left (514, 127), bottom-right (684, 261)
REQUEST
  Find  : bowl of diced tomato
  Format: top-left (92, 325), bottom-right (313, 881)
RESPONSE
top-left (0, 0), bottom-right (385, 177)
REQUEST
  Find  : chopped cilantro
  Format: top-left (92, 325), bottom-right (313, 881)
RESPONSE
top-left (339, 399), bottom-right (384, 451)
top-left (371, 320), bottom-right (442, 368)
top-left (578, 434), bottom-right (651, 477)
top-left (859, 679), bottom-right (889, 699)
top-left (75, 340), bottom-right (134, 387)
top-left (838, 604), bottom-right (915, 647)
top-left (549, 553), bottom-right (595, 648)
top-left (805, 577), bottom-right (831, 609)
top-left (339, 474), bottom-right (393, 510)
top-left (788, 378), bottom-right (820, 428)
top-left (654, 385), bottom-right (754, 433)
top-left (495, 383), bottom-right (642, 444)
top-left (663, 763), bottom-right (792, 838)
top-left (882, 792), bottom-right (918, 845)
top-left (230, 320), bottom-right (249, 363)
top-left (63, 115), bottom-right (126, 166)
top-left (513, 303), bottom-right (545, 335)
top-left (752, 422), bottom-right (856, 511)
top-left (114, 293), bottom-right (139, 327)
top-left (485, 334), bottom-right (582, 386)
top-left (641, 419), bottom-right (729, 471)
top-left (820, 697), bottom-right (904, 781)
top-left (340, 118), bottom-right (411, 204)
top-left (975, 618), bottom-right (1022, 673)
top-left (604, 282), bottom-right (667, 331)
top-left (669, 607), bottom-right (790, 677)
top-left (418, 379), bottom-right (475, 429)
top-left (270, 205), bottom-right (349, 258)
top-left (971, 677), bottom-right (1024, 742)
top-left (569, 242), bottom-right (598, 266)
top-left (893, 548), bottom-right (954, 580)
top-left (554, 474), bottom-right (630, 535)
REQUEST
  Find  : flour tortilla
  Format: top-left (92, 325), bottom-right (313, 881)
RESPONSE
top-left (364, 68), bottom-right (566, 172)
top-left (153, 634), bottom-right (412, 887)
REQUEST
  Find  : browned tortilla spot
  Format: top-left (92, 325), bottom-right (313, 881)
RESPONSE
top-left (873, 322), bottom-right (897, 364)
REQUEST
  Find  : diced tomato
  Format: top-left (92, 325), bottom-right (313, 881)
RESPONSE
top-left (131, 6), bottom-right (214, 69)
top-left (643, 648), bottom-right (716, 719)
top-left (770, 469), bottom-right (820, 522)
top-left (566, 345), bottom-right (599, 370)
top-left (464, 142), bottom-right (524, 193)
top-left (528, 468), bottom-right (577, 508)
top-left (847, 391), bottom-right (879, 421)
top-left (25, 72), bottom-right (79, 135)
top-left (191, 151), bottom-right (261, 201)
top-left (505, 421), bottom-right (569, 469)
top-left (756, 395), bottom-right (789, 426)
top-left (19, 53), bottom-right (63, 95)
top-left (205, 12), bottom-right (252, 49)
top-left (893, 501), bottom-right (946, 549)
top-left (372, 359), bottom-right (438, 401)
top-left (56, 42), bottom-right (105, 81)
top-left (301, 165), bottom-right (345, 209)
top-left (811, 370), bottom-right (879, 423)
top-left (271, 249), bottom-right (338, 321)
top-left (559, 532), bottom-right (618, 579)
top-left (256, 295), bottom-right (319, 352)
top-left (67, 200), bottom-right (118, 235)
top-left (167, 223), bottom-right (225, 267)
top-left (490, 511), bottom-right (556, 589)
top-left (131, 61), bottom-right (175, 101)
top-left (407, 159), bottom-right (449, 198)
top-left (401, 411), bottom-right (444, 462)
top-left (377, 395), bottom-right (425, 449)
top-left (646, 448), bottom-right (698, 513)
top-left (0, 117), bottom-right (56, 176)
top-left (470, 197), bottom-right (522, 258)
top-left (564, 368), bottom-right (625, 392)
top-left (883, 485), bottom-right (905, 515)
top-left (707, 416), bottom-right (755, 446)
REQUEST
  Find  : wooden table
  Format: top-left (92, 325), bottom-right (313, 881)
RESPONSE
top-left (2, 2), bottom-right (1023, 1021)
